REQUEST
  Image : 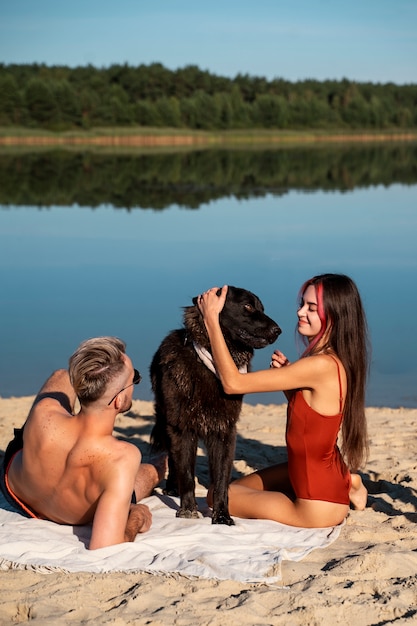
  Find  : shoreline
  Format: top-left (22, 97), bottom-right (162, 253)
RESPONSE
top-left (1, 129), bottom-right (417, 149)
top-left (0, 393), bottom-right (415, 410)
top-left (1, 397), bottom-right (416, 624)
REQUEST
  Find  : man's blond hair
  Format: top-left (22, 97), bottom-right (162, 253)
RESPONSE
top-left (69, 337), bottom-right (126, 405)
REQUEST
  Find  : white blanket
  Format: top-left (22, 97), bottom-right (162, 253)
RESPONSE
top-left (0, 489), bottom-right (342, 583)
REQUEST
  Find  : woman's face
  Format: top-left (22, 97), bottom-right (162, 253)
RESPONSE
top-left (297, 284), bottom-right (323, 341)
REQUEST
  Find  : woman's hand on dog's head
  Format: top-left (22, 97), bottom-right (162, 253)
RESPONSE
top-left (198, 285), bottom-right (228, 320)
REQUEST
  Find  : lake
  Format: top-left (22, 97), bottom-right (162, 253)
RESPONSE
top-left (0, 144), bottom-right (416, 408)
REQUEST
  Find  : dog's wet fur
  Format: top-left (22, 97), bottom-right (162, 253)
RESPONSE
top-left (150, 286), bottom-right (281, 525)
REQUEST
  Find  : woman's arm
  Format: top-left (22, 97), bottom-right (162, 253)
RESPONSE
top-left (198, 286), bottom-right (243, 393)
top-left (270, 349), bottom-right (294, 401)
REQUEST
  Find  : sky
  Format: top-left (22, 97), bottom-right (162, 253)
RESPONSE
top-left (0, 1), bottom-right (416, 84)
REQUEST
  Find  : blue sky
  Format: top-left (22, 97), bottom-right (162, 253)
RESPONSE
top-left (1, 1), bottom-right (416, 84)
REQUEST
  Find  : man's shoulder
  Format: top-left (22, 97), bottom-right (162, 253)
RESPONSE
top-left (92, 440), bottom-right (140, 491)
top-left (86, 437), bottom-right (140, 467)
top-left (108, 438), bottom-right (141, 463)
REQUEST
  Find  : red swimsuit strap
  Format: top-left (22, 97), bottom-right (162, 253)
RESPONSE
top-left (327, 354), bottom-right (344, 414)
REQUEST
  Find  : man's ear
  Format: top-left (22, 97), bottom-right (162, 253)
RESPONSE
top-left (114, 393), bottom-right (123, 411)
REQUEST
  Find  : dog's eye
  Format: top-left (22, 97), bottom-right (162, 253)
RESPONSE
top-left (244, 304), bottom-right (254, 313)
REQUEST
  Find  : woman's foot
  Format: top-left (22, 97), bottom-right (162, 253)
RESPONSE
top-left (349, 473), bottom-right (368, 510)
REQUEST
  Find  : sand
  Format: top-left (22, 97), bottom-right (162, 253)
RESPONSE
top-left (0, 396), bottom-right (416, 625)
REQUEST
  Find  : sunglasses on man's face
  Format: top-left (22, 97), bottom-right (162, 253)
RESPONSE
top-left (107, 368), bottom-right (142, 406)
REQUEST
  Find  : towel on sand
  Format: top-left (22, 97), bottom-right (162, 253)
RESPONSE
top-left (0, 488), bottom-right (342, 583)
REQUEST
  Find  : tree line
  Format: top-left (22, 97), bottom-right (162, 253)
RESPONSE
top-left (0, 62), bottom-right (416, 132)
top-left (1, 143), bottom-right (416, 209)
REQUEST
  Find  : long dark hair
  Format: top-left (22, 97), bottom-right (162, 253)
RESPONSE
top-left (299, 274), bottom-right (370, 470)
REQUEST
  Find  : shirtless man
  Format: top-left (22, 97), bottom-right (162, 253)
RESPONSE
top-left (2, 337), bottom-right (165, 550)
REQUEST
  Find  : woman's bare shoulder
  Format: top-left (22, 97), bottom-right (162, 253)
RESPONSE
top-left (291, 353), bottom-right (344, 385)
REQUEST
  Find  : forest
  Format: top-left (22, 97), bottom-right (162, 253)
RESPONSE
top-left (0, 62), bottom-right (416, 132)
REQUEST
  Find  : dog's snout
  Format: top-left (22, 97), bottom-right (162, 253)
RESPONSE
top-left (271, 324), bottom-right (282, 340)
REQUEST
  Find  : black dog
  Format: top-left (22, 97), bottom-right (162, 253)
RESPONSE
top-left (150, 286), bottom-right (281, 525)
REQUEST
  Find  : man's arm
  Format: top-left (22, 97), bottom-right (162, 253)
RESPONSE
top-left (14, 370), bottom-right (77, 443)
top-left (89, 490), bottom-right (152, 550)
top-left (29, 369), bottom-right (78, 416)
top-left (89, 448), bottom-right (151, 550)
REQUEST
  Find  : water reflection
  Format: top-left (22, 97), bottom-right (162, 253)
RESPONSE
top-left (0, 146), bottom-right (416, 408)
top-left (0, 142), bottom-right (416, 209)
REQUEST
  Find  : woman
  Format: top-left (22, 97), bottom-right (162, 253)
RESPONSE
top-left (198, 274), bottom-right (369, 528)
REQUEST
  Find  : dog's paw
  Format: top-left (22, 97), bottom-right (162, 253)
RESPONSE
top-left (211, 511), bottom-right (235, 525)
top-left (163, 486), bottom-right (179, 497)
top-left (176, 508), bottom-right (201, 520)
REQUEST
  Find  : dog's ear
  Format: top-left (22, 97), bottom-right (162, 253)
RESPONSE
top-left (192, 296), bottom-right (198, 306)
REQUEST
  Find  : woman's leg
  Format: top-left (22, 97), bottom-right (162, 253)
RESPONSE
top-left (349, 473), bottom-right (367, 510)
top-left (232, 462), bottom-right (294, 496)
top-left (227, 483), bottom-right (349, 528)
top-left (207, 462), bottom-right (293, 508)
top-left (208, 462), bottom-right (348, 527)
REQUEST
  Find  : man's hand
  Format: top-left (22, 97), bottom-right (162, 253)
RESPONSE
top-left (124, 503), bottom-right (152, 543)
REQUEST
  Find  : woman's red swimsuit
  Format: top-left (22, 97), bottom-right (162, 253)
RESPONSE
top-left (286, 357), bottom-right (351, 505)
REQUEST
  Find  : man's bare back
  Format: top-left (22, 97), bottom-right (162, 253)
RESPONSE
top-left (4, 339), bottom-right (165, 549)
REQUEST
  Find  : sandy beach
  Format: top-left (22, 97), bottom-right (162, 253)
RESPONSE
top-left (0, 396), bottom-right (416, 625)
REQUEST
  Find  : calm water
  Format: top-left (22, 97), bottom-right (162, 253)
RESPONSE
top-left (0, 160), bottom-right (416, 408)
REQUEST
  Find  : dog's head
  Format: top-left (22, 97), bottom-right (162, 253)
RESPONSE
top-left (190, 286), bottom-right (281, 351)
